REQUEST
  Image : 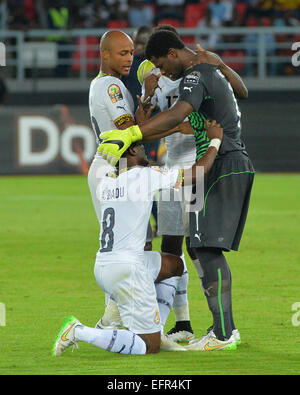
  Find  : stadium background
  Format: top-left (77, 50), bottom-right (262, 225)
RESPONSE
top-left (1, 0), bottom-right (300, 174)
top-left (1, 0), bottom-right (300, 376)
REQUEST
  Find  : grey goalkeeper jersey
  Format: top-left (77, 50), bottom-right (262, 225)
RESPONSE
top-left (178, 64), bottom-right (246, 155)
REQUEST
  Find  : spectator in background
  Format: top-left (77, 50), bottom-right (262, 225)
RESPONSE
top-left (154, 0), bottom-right (185, 25)
top-left (274, 9), bottom-right (299, 27)
top-left (197, 7), bottom-right (222, 50)
top-left (274, 9), bottom-right (299, 76)
top-left (106, 0), bottom-right (129, 21)
top-left (0, 0), bottom-right (8, 30)
top-left (243, 16), bottom-right (277, 76)
top-left (8, 0), bottom-right (31, 31)
top-left (47, 0), bottom-right (70, 77)
top-left (208, 0), bottom-right (233, 25)
top-left (77, 0), bottom-right (109, 28)
top-left (128, 0), bottom-right (154, 27)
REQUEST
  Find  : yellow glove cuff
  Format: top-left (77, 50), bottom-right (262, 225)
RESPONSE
top-left (128, 125), bottom-right (143, 143)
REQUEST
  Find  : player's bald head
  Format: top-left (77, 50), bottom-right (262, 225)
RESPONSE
top-left (100, 30), bottom-right (133, 52)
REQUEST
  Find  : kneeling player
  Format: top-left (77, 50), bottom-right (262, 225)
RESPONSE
top-left (52, 120), bottom-right (224, 355)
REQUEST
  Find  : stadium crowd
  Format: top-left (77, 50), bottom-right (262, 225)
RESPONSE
top-left (2, 0), bottom-right (300, 76)
top-left (4, 0), bottom-right (300, 30)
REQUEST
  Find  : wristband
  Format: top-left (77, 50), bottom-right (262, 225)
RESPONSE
top-left (209, 138), bottom-right (221, 151)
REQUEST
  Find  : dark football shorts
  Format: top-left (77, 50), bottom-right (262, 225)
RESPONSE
top-left (189, 150), bottom-right (255, 252)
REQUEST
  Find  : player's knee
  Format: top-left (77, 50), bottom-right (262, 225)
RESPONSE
top-left (195, 247), bottom-right (223, 265)
top-left (157, 254), bottom-right (183, 282)
top-left (172, 255), bottom-right (184, 277)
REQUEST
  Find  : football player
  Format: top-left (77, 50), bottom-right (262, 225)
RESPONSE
top-left (137, 26), bottom-right (249, 344)
top-left (53, 120), bottom-right (226, 356)
top-left (88, 30), bottom-right (153, 332)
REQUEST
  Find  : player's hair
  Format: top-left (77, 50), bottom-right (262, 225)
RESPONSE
top-left (116, 141), bottom-right (143, 170)
top-left (134, 25), bottom-right (152, 41)
top-left (145, 30), bottom-right (185, 60)
top-left (153, 24), bottom-right (180, 38)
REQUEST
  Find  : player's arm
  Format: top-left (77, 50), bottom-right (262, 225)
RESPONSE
top-left (115, 116), bottom-right (135, 130)
top-left (193, 44), bottom-right (248, 100)
top-left (98, 77), bottom-right (203, 164)
top-left (181, 120), bottom-right (223, 185)
top-left (106, 81), bottom-right (136, 130)
top-left (140, 100), bottom-right (193, 139)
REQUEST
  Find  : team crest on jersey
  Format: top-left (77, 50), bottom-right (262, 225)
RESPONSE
top-left (108, 84), bottom-right (123, 103)
top-left (154, 309), bottom-right (160, 325)
top-left (184, 70), bottom-right (201, 85)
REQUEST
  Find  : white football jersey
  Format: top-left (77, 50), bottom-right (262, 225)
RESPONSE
top-left (88, 74), bottom-right (135, 224)
top-left (142, 74), bottom-right (196, 168)
top-left (97, 166), bottom-right (180, 262)
top-left (89, 74), bottom-right (135, 144)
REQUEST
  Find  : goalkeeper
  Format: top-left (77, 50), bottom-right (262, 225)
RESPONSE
top-left (98, 30), bottom-right (255, 351)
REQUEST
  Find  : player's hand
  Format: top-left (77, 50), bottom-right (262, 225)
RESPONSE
top-left (191, 44), bottom-right (224, 68)
top-left (178, 121), bottom-right (194, 135)
top-left (205, 120), bottom-right (223, 141)
top-left (135, 95), bottom-right (154, 124)
top-left (144, 73), bottom-right (161, 98)
top-left (98, 125), bottom-right (143, 166)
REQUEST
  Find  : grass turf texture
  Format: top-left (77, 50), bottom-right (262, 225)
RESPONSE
top-left (0, 174), bottom-right (300, 375)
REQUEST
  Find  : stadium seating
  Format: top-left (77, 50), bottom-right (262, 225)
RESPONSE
top-left (235, 2), bottom-right (247, 20)
top-left (222, 49), bottom-right (245, 72)
top-left (157, 19), bottom-right (181, 28)
top-left (184, 3), bottom-right (206, 27)
top-left (107, 20), bottom-right (129, 28)
top-left (72, 37), bottom-right (99, 72)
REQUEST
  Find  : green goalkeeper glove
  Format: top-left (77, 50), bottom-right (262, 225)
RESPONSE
top-left (98, 125), bottom-right (143, 166)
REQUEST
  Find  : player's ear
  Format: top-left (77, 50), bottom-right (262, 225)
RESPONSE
top-left (128, 146), bottom-right (138, 156)
top-left (101, 49), bottom-right (110, 61)
top-left (168, 48), bottom-right (178, 59)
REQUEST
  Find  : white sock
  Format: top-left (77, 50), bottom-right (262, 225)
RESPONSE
top-left (74, 326), bottom-right (147, 355)
top-left (155, 276), bottom-right (179, 331)
top-left (173, 256), bottom-right (190, 321)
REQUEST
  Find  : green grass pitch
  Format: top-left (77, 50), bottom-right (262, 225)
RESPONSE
top-left (0, 173), bottom-right (300, 375)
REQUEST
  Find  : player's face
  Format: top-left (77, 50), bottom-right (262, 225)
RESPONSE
top-left (107, 42), bottom-right (134, 77)
top-left (151, 53), bottom-right (182, 80)
top-left (136, 144), bottom-right (149, 166)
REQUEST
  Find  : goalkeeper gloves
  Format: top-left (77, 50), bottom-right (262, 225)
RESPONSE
top-left (98, 125), bottom-right (143, 166)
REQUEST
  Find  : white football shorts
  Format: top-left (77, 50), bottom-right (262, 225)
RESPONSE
top-left (94, 251), bottom-right (162, 334)
top-left (158, 184), bottom-right (193, 237)
top-left (158, 158), bottom-right (194, 237)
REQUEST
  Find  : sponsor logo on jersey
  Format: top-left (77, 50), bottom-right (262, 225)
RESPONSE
top-left (108, 84), bottom-right (123, 103)
top-left (184, 70), bottom-right (201, 85)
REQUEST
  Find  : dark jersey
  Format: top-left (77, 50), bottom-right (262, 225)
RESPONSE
top-left (178, 64), bottom-right (245, 155)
